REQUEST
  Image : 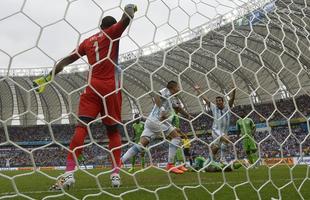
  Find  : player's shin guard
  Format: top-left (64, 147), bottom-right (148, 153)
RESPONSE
top-left (107, 129), bottom-right (122, 174)
top-left (66, 125), bottom-right (88, 172)
top-left (220, 143), bottom-right (228, 164)
top-left (168, 137), bottom-right (181, 164)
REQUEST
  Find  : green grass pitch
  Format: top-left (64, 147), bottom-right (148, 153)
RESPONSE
top-left (0, 165), bottom-right (309, 200)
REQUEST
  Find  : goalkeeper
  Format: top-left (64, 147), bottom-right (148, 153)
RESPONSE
top-left (128, 114), bottom-right (145, 173)
top-left (193, 156), bottom-right (241, 172)
top-left (34, 4), bottom-right (137, 190)
top-left (236, 113), bottom-right (258, 165)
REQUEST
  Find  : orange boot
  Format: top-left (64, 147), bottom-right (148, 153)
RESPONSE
top-left (166, 163), bottom-right (184, 174)
top-left (178, 165), bottom-right (188, 172)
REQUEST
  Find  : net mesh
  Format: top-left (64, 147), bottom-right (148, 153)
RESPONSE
top-left (0, 0), bottom-right (310, 199)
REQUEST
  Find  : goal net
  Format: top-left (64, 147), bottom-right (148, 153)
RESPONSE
top-left (0, 0), bottom-right (310, 199)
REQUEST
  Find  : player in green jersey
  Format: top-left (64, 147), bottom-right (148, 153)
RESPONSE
top-left (193, 156), bottom-right (241, 172)
top-left (171, 111), bottom-right (189, 172)
top-left (236, 113), bottom-right (258, 165)
top-left (128, 115), bottom-right (145, 173)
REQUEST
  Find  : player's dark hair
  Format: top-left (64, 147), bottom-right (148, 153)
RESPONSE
top-left (216, 96), bottom-right (224, 101)
top-left (167, 81), bottom-right (178, 89)
top-left (100, 16), bottom-right (117, 29)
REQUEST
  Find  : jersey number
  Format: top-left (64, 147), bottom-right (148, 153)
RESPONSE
top-left (93, 41), bottom-right (100, 62)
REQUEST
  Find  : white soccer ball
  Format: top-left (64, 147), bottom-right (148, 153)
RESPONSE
top-left (111, 173), bottom-right (121, 188)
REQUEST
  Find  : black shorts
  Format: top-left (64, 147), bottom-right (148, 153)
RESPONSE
top-left (183, 148), bottom-right (190, 157)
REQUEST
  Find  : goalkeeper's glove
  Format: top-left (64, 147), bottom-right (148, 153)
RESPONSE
top-left (125, 4), bottom-right (137, 18)
top-left (33, 74), bottom-right (52, 93)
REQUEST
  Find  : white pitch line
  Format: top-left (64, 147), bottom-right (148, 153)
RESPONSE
top-left (0, 178), bottom-right (305, 196)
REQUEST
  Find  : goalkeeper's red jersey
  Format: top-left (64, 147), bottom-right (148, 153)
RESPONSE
top-left (73, 20), bottom-right (128, 125)
top-left (74, 20), bottom-right (127, 80)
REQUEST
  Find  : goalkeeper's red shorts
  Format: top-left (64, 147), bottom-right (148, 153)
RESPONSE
top-left (78, 77), bottom-right (122, 126)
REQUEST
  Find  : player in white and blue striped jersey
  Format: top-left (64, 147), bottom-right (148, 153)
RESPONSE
top-left (121, 81), bottom-right (192, 174)
top-left (194, 85), bottom-right (236, 164)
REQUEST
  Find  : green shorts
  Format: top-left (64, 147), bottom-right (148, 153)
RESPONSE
top-left (194, 157), bottom-right (206, 169)
top-left (242, 138), bottom-right (257, 152)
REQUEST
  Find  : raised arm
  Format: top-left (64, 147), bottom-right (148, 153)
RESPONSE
top-left (153, 93), bottom-right (162, 108)
top-left (194, 84), bottom-right (211, 107)
top-left (174, 106), bottom-right (192, 120)
top-left (228, 88), bottom-right (236, 108)
top-left (120, 4), bottom-right (137, 28)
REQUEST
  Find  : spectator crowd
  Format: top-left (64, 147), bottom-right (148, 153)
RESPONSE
top-left (0, 95), bottom-right (309, 168)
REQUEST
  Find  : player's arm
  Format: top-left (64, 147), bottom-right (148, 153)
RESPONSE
top-left (194, 84), bottom-right (210, 107)
top-left (108, 4), bottom-right (137, 39)
top-left (228, 88), bottom-right (236, 108)
top-left (180, 132), bottom-right (188, 140)
top-left (120, 4), bottom-right (137, 27)
top-left (174, 106), bottom-right (192, 120)
top-left (33, 41), bottom-right (86, 93)
top-left (153, 92), bottom-right (168, 121)
top-left (53, 54), bottom-right (80, 76)
top-left (153, 93), bottom-right (162, 108)
top-left (32, 53), bottom-right (79, 93)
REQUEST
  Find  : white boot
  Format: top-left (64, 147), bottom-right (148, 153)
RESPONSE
top-left (110, 173), bottom-right (121, 188)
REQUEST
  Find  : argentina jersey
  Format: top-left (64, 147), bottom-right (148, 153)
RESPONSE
top-left (210, 102), bottom-right (231, 134)
top-left (148, 88), bottom-right (180, 120)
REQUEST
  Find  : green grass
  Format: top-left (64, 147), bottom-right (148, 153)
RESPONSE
top-left (0, 165), bottom-right (309, 200)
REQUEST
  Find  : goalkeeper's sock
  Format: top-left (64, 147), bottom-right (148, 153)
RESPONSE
top-left (141, 156), bottom-right (145, 168)
top-left (107, 129), bottom-right (122, 174)
top-left (66, 125), bottom-right (88, 172)
top-left (168, 137), bottom-right (181, 164)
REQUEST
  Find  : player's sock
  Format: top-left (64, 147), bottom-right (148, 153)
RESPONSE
top-left (107, 129), bottom-right (122, 174)
top-left (251, 152), bottom-right (259, 164)
top-left (220, 143), bottom-right (228, 164)
top-left (168, 137), bottom-right (181, 164)
top-left (66, 125), bottom-right (88, 172)
top-left (247, 153), bottom-right (253, 164)
top-left (121, 144), bottom-right (142, 164)
top-left (131, 156), bottom-right (136, 169)
top-left (141, 156), bottom-right (145, 168)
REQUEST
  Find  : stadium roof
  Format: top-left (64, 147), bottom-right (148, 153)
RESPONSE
top-left (0, 0), bottom-right (310, 125)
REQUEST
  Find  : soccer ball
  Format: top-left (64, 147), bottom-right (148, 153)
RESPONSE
top-left (111, 173), bottom-right (121, 188)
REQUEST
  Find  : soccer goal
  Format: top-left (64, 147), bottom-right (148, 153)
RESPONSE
top-left (0, 0), bottom-right (310, 199)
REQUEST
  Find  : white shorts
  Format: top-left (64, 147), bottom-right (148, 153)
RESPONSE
top-left (141, 118), bottom-right (176, 140)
